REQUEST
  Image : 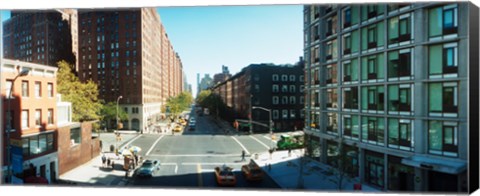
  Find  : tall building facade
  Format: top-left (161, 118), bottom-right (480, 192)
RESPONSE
top-left (303, 3), bottom-right (473, 192)
top-left (212, 62), bottom-right (305, 133)
top-left (213, 65), bottom-right (232, 85)
top-left (77, 8), bottom-right (184, 133)
top-left (2, 11), bottom-right (76, 68)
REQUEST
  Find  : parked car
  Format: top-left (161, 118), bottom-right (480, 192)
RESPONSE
top-left (241, 160), bottom-right (264, 181)
top-left (189, 122), bottom-right (196, 130)
top-left (214, 165), bottom-right (236, 186)
top-left (135, 159), bottom-right (160, 178)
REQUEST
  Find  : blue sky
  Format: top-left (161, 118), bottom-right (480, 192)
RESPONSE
top-left (1, 5), bottom-right (304, 96)
top-left (156, 5), bottom-right (304, 95)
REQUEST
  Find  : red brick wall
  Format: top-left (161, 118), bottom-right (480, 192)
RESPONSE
top-left (57, 121), bottom-right (100, 175)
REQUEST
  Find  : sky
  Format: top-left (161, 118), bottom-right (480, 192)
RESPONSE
top-left (156, 5), bottom-right (304, 96)
top-left (1, 4), bottom-right (303, 97)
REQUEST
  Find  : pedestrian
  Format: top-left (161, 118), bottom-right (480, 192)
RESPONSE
top-left (101, 153), bottom-right (106, 168)
top-left (107, 158), bottom-right (111, 169)
top-left (288, 148), bottom-right (292, 157)
top-left (111, 160), bottom-right (115, 169)
top-left (241, 150), bottom-right (246, 161)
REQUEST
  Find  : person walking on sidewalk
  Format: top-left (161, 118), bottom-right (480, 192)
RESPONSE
top-left (101, 153), bottom-right (106, 168)
top-left (241, 150), bottom-right (246, 161)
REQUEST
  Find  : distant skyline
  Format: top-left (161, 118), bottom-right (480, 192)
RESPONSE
top-left (1, 4), bottom-right (304, 97)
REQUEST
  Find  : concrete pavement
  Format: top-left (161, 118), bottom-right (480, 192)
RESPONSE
top-left (58, 131), bottom-right (140, 186)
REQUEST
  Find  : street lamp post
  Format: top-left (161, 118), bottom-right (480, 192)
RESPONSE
top-left (116, 95), bottom-right (123, 150)
top-left (5, 69), bottom-right (30, 184)
top-left (252, 106), bottom-right (273, 149)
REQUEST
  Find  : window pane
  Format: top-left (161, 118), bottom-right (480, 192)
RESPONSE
top-left (389, 17), bottom-right (399, 41)
top-left (30, 137), bottom-right (39, 155)
top-left (429, 83), bottom-right (443, 112)
top-left (39, 134), bottom-right (47, 153)
top-left (443, 9), bottom-right (454, 28)
top-left (443, 126), bottom-right (453, 144)
top-left (445, 47), bottom-right (454, 67)
top-left (352, 30), bottom-right (360, 53)
top-left (429, 121), bottom-right (442, 151)
top-left (352, 116), bottom-right (359, 138)
top-left (400, 18), bottom-right (409, 35)
top-left (429, 8), bottom-right (442, 37)
top-left (388, 119), bottom-right (399, 145)
top-left (429, 45), bottom-right (443, 75)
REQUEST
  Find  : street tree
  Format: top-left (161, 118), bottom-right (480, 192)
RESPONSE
top-left (328, 139), bottom-right (355, 190)
top-left (57, 61), bottom-right (102, 122)
top-left (165, 92), bottom-right (193, 118)
top-left (100, 101), bottom-right (128, 130)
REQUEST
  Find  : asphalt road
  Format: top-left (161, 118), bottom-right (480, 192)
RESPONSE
top-left (127, 110), bottom-right (280, 189)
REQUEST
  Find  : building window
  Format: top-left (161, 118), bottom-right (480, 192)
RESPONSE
top-left (429, 4), bottom-right (458, 40)
top-left (273, 110), bottom-right (279, 120)
top-left (254, 84), bottom-right (260, 92)
top-left (311, 25), bottom-right (319, 42)
top-left (272, 85), bottom-right (279, 93)
top-left (22, 133), bottom-right (53, 156)
top-left (326, 88), bottom-right (337, 109)
top-left (362, 116), bottom-right (385, 146)
top-left (343, 7), bottom-right (352, 28)
top-left (343, 115), bottom-right (359, 140)
top-left (281, 85), bottom-right (288, 93)
top-left (35, 82), bottom-right (41, 97)
top-left (429, 42), bottom-right (458, 77)
top-left (70, 127), bottom-right (81, 146)
top-left (388, 118), bottom-right (413, 151)
top-left (388, 14), bottom-right (412, 45)
top-left (326, 39), bottom-right (337, 61)
top-left (289, 75), bottom-right (296, 82)
top-left (289, 85), bottom-right (296, 93)
top-left (429, 82), bottom-right (458, 116)
top-left (362, 54), bottom-right (384, 81)
top-left (290, 109), bottom-right (296, 118)
top-left (311, 46), bottom-right (320, 63)
top-left (281, 74), bottom-right (288, 82)
top-left (343, 59), bottom-right (359, 83)
top-left (22, 110), bottom-right (29, 129)
top-left (326, 64), bottom-right (337, 84)
top-left (362, 22), bottom-right (385, 51)
top-left (388, 48), bottom-right (412, 79)
top-left (300, 76), bottom-right (304, 82)
top-left (312, 68), bottom-right (320, 85)
top-left (326, 113), bottom-right (338, 135)
top-left (282, 96), bottom-right (288, 105)
top-left (48, 109), bottom-right (54, 125)
top-left (289, 96), bottom-right (296, 104)
top-left (35, 109), bottom-right (41, 126)
top-left (300, 96), bottom-right (304, 104)
top-left (22, 81), bottom-right (29, 97)
top-left (343, 31), bottom-right (360, 55)
top-left (282, 110), bottom-right (288, 119)
top-left (272, 74), bottom-right (279, 81)
top-left (388, 84), bottom-right (412, 113)
top-left (326, 15), bottom-right (337, 37)
top-left (343, 87), bottom-right (358, 109)
top-left (429, 121), bottom-right (458, 157)
top-left (362, 85), bottom-right (385, 112)
top-left (272, 96), bottom-right (279, 105)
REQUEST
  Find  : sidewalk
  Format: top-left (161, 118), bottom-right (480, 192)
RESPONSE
top-left (58, 132), bottom-right (140, 186)
top-left (251, 149), bottom-right (381, 192)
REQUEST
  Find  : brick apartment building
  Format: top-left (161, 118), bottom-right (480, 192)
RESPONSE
top-left (77, 8), bottom-right (184, 133)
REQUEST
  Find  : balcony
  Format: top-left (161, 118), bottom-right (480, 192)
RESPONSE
top-left (368, 73), bottom-right (377, 80)
top-left (343, 48), bottom-right (351, 55)
top-left (343, 75), bottom-right (351, 82)
top-left (368, 42), bottom-right (377, 49)
top-left (443, 66), bottom-right (458, 74)
top-left (443, 26), bottom-right (458, 35)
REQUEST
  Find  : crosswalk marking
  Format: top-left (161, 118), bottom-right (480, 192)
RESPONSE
top-left (231, 136), bottom-right (250, 155)
top-left (146, 135), bottom-right (165, 156)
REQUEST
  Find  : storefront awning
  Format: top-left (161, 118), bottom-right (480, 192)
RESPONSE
top-left (401, 155), bottom-right (467, 174)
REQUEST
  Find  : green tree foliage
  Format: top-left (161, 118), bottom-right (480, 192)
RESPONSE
top-left (99, 101), bottom-right (128, 129)
top-left (57, 61), bottom-right (102, 122)
top-left (166, 92), bottom-right (193, 117)
top-left (195, 90), bottom-right (227, 117)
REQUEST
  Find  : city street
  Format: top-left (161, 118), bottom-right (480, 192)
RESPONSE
top-left (128, 111), bottom-right (279, 189)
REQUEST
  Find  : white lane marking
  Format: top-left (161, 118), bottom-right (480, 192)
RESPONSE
top-left (249, 135), bottom-right (270, 149)
top-left (263, 135), bottom-right (277, 144)
top-left (159, 163), bottom-right (178, 174)
top-left (120, 134), bottom-right (142, 148)
top-left (146, 135), bottom-right (164, 156)
top-left (230, 136), bottom-right (250, 155)
top-left (148, 154), bottom-right (247, 157)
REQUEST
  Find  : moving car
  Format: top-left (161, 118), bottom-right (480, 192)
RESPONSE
top-left (173, 125), bottom-right (183, 132)
top-left (214, 165), bottom-right (236, 186)
top-left (241, 160), bottom-right (264, 181)
top-left (135, 159), bottom-right (160, 178)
